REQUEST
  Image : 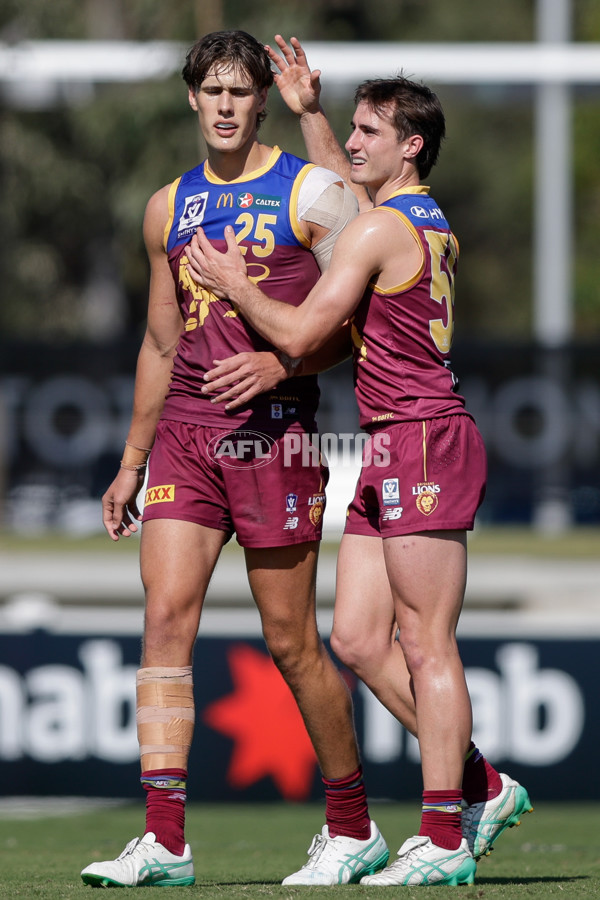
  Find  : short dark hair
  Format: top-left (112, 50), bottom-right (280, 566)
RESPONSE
top-left (182, 30), bottom-right (274, 128)
top-left (354, 76), bottom-right (446, 178)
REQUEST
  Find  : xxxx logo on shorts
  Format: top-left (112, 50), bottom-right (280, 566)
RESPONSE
top-left (145, 485), bottom-right (175, 506)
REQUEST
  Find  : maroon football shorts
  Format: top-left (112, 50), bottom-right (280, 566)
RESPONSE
top-left (344, 414), bottom-right (487, 538)
top-left (142, 419), bottom-right (328, 548)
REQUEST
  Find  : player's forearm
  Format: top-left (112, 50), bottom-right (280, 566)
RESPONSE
top-left (227, 272), bottom-right (323, 359)
top-left (299, 107), bottom-right (372, 210)
top-left (127, 340), bottom-right (175, 448)
top-left (298, 323), bottom-right (352, 376)
top-left (299, 106), bottom-right (351, 179)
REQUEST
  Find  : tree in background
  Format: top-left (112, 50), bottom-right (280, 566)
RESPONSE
top-left (0, 0), bottom-right (598, 341)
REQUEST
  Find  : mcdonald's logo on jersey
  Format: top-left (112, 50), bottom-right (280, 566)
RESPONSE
top-left (217, 192), bottom-right (234, 208)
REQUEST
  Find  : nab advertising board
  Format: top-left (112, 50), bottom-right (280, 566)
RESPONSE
top-left (0, 617), bottom-right (597, 802)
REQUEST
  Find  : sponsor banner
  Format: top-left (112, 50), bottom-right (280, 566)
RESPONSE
top-left (0, 630), bottom-right (597, 801)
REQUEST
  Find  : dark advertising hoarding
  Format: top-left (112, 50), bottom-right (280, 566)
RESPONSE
top-left (0, 620), bottom-right (597, 802)
top-left (1, 340), bottom-right (599, 529)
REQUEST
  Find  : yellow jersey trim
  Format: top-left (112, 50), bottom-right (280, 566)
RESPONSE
top-left (203, 146), bottom-right (282, 184)
top-left (289, 163), bottom-right (317, 249)
top-left (367, 206), bottom-right (425, 295)
top-left (163, 178), bottom-right (181, 251)
top-left (384, 184), bottom-right (430, 202)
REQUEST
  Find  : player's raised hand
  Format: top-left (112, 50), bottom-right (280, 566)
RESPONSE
top-left (266, 35), bottom-right (321, 116)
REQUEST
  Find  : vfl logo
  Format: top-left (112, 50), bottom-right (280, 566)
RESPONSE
top-left (382, 477), bottom-right (400, 507)
top-left (217, 192), bottom-right (234, 208)
top-left (178, 192), bottom-right (209, 233)
top-left (145, 485), bottom-right (175, 506)
top-left (238, 192), bottom-right (254, 208)
top-left (206, 430), bottom-right (278, 469)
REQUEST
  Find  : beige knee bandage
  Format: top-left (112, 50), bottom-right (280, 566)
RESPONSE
top-left (136, 666), bottom-right (195, 772)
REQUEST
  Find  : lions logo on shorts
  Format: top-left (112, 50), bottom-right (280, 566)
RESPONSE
top-left (413, 481), bottom-right (440, 516)
top-left (308, 493), bottom-right (325, 527)
top-left (416, 491), bottom-right (438, 516)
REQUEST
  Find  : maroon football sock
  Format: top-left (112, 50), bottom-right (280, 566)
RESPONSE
top-left (141, 768), bottom-right (187, 856)
top-left (322, 765), bottom-right (371, 840)
top-left (462, 742), bottom-right (502, 804)
top-left (418, 790), bottom-right (463, 850)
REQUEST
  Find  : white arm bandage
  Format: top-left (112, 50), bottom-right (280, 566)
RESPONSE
top-left (297, 167), bottom-right (359, 272)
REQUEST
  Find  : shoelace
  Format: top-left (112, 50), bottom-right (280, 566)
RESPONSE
top-left (117, 837), bottom-right (154, 860)
top-left (117, 838), bottom-right (141, 860)
top-left (304, 833), bottom-right (328, 868)
top-left (390, 838), bottom-right (427, 867)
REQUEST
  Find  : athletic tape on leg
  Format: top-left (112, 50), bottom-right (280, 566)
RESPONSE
top-left (136, 666), bottom-right (195, 771)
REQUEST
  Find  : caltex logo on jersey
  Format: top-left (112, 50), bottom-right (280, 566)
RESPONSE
top-left (238, 192), bottom-right (254, 208)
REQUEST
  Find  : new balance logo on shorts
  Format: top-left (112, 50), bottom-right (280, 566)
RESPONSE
top-left (382, 507), bottom-right (403, 520)
top-left (284, 516), bottom-right (299, 530)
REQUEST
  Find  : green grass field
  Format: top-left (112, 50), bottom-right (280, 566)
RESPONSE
top-left (1, 800), bottom-right (598, 898)
top-left (1, 525), bottom-right (600, 559)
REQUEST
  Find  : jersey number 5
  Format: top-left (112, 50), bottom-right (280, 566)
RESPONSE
top-left (424, 229), bottom-right (458, 354)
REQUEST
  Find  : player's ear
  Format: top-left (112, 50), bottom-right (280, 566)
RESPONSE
top-left (404, 133), bottom-right (424, 160)
top-left (189, 87), bottom-right (199, 111)
top-left (256, 87), bottom-right (268, 114)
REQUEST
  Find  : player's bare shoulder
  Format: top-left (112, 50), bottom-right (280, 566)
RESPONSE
top-left (363, 204), bottom-right (424, 288)
top-left (143, 183), bottom-right (173, 253)
top-left (338, 204), bottom-right (398, 265)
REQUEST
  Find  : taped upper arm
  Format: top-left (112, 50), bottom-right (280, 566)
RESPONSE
top-left (297, 167), bottom-right (359, 271)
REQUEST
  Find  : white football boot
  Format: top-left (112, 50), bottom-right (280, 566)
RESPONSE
top-left (80, 832), bottom-right (195, 887)
top-left (360, 835), bottom-right (476, 886)
top-left (462, 772), bottom-right (533, 859)
top-left (282, 820), bottom-right (389, 885)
